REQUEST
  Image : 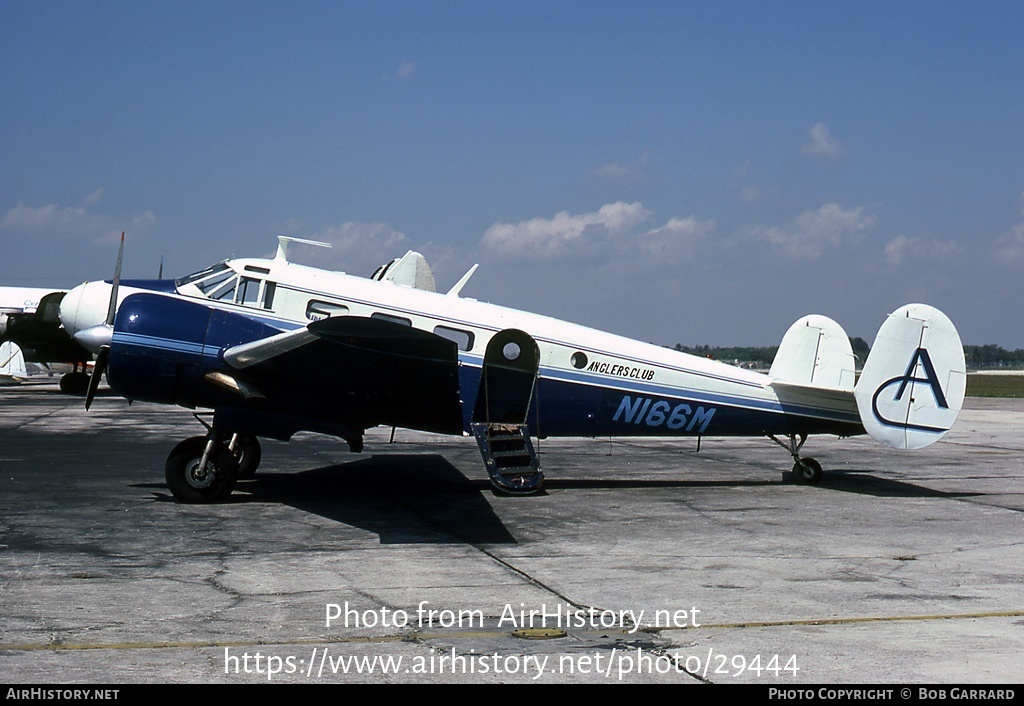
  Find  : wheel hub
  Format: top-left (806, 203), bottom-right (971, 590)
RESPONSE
top-left (185, 459), bottom-right (215, 489)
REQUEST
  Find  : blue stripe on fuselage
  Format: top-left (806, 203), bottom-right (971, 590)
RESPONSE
top-left (455, 356), bottom-right (862, 438)
top-left (112, 331), bottom-right (221, 357)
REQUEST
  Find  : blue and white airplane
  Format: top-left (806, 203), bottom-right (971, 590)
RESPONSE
top-left (58, 236), bottom-right (966, 503)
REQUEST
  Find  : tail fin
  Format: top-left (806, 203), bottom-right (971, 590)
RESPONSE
top-left (0, 341), bottom-right (28, 380)
top-left (854, 304), bottom-right (965, 450)
top-left (770, 314), bottom-right (857, 390)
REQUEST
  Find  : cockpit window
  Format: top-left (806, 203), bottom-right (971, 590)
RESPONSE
top-left (176, 261), bottom-right (275, 309)
top-left (205, 272), bottom-right (239, 300)
top-left (175, 262), bottom-right (230, 288)
top-left (176, 262), bottom-right (238, 300)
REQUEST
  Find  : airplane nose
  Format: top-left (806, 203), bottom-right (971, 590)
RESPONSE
top-left (60, 281), bottom-right (113, 340)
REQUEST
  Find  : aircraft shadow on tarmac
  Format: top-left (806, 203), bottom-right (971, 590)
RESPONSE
top-left (804, 468), bottom-right (985, 500)
top-left (136, 451), bottom-right (984, 545)
top-left (147, 454), bottom-right (519, 545)
top-left (539, 469), bottom-right (983, 500)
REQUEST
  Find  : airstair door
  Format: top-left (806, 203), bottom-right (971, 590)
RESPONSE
top-left (473, 329), bottom-right (540, 425)
top-left (471, 329), bottom-right (543, 494)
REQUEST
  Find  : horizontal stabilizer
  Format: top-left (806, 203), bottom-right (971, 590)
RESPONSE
top-left (770, 380), bottom-right (859, 423)
top-left (854, 304), bottom-right (965, 450)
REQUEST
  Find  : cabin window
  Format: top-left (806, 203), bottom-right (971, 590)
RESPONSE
top-left (371, 312), bottom-right (412, 327)
top-left (263, 282), bottom-right (276, 310)
top-left (433, 325), bottom-right (474, 352)
top-left (238, 278), bottom-right (262, 307)
top-left (306, 300), bottom-right (349, 321)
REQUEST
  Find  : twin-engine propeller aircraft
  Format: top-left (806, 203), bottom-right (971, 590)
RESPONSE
top-left (59, 235), bottom-right (966, 503)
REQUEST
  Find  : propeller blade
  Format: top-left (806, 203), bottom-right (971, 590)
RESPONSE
top-left (87, 233), bottom-right (123, 410)
top-left (105, 232), bottom-right (124, 327)
top-left (85, 346), bottom-right (109, 410)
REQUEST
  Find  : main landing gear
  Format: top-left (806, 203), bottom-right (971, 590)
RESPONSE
top-left (58, 368), bottom-right (90, 395)
top-left (164, 427), bottom-right (262, 503)
top-left (768, 433), bottom-right (823, 485)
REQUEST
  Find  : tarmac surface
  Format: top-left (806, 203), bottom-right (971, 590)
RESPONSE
top-left (1, 382), bottom-right (1021, 684)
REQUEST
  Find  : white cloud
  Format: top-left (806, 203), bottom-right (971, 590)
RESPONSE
top-left (481, 202), bottom-right (651, 259)
top-left (739, 186), bottom-right (761, 203)
top-left (82, 188), bottom-right (105, 205)
top-left (1, 202), bottom-right (88, 231)
top-left (595, 151), bottom-right (650, 181)
top-left (883, 234), bottom-right (962, 265)
top-left (396, 62), bottom-right (416, 79)
top-left (290, 222), bottom-right (410, 275)
top-left (0, 198), bottom-right (156, 244)
top-left (987, 195), bottom-right (1024, 265)
top-left (801, 122), bottom-right (845, 159)
top-left (993, 221), bottom-right (1024, 266)
top-left (639, 216), bottom-right (716, 259)
top-left (595, 162), bottom-right (636, 179)
top-left (756, 203), bottom-right (875, 259)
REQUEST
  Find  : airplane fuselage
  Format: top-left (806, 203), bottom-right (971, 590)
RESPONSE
top-left (65, 255), bottom-right (864, 443)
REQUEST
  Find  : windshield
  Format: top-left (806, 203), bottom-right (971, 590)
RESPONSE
top-left (175, 262), bottom-right (239, 300)
top-left (175, 262), bottom-right (230, 288)
top-left (176, 261), bottom-right (276, 309)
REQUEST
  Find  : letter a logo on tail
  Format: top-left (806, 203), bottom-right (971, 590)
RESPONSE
top-left (855, 304), bottom-right (966, 450)
top-left (888, 347), bottom-right (949, 410)
top-left (871, 348), bottom-right (950, 432)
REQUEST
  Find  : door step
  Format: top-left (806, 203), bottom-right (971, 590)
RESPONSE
top-left (471, 422), bottom-right (544, 494)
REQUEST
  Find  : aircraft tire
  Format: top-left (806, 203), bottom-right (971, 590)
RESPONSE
top-left (59, 372), bottom-right (90, 395)
top-left (233, 436), bottom-right (262, 479)
top-left (165, 436), bottom-right (239, 503)
top-left (792, 458), bottom-right (823, 485)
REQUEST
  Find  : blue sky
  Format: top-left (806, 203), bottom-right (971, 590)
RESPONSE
top-left (3, 1), bottom-right (1023, 347)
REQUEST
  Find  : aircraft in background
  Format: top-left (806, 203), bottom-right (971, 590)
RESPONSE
top-left (59, 236), bottom-right (966, 503)
top-left (0, 286), bottom-right (93, 392)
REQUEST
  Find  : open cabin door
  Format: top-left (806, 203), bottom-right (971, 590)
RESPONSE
top-left (471, 329), bottom-right (544, 494)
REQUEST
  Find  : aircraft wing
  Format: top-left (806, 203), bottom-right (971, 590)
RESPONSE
top-left (218, 316), bottom-right (464, 436)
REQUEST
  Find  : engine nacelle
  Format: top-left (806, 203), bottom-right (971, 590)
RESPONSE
top-left (107, 293), bottom-right (283, 409)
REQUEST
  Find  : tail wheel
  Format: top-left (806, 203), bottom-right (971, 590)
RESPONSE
top-left (792, 457), bottom-right (823, 485)
top-left (165, 436), bottom-right (239, 503)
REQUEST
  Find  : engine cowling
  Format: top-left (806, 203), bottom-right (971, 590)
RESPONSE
top-left (106, 293), bottom-right (282, 409)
